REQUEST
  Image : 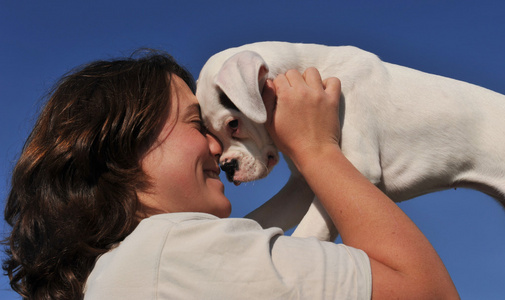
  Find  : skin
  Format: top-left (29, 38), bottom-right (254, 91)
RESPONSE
top-left (261, 68), bottom-right (460, 299)
top-left (137, 75), bottom-right (230, 219)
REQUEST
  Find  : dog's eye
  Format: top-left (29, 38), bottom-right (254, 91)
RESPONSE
top-left (228, 119), bottom-right (239, 131)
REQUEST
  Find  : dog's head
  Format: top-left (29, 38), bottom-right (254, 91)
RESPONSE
top-left (196, 50), bottom-right (279, 185)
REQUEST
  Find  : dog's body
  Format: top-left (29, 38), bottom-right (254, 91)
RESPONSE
top-left (196, 41), bottom-right (505, 241)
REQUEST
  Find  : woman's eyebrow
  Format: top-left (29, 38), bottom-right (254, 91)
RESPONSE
top-left (183, 103), bottom-right (202, 119)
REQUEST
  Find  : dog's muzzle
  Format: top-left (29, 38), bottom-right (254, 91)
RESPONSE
top-left (220, 159), bottom-right (239, 183)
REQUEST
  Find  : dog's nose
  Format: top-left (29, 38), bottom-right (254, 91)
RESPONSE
top-left (220, 159), bottom-right (239, 182)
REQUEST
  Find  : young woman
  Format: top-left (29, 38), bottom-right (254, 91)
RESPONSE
top-left (3, 51), bottom-right (459, 299)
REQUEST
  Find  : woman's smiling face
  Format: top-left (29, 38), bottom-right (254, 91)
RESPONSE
top-left (138, 74), bottom-right (230, 218)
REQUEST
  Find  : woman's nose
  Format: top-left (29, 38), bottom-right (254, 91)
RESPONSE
top-left (207, 133), bottom-right (223, 159)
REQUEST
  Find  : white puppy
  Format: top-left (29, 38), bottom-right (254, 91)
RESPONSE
top-left (196, 41), bottom-right (505, 241)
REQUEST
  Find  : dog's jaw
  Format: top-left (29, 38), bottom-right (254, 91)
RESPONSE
top-left (219, 144), bottom-right (279, 184)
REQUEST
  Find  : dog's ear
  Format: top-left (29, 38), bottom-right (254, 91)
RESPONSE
top-left (214, 50), bottom-right (269, 124)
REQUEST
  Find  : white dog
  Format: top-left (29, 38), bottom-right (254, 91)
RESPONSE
top-left (196, 41), bottom-right (505, 241)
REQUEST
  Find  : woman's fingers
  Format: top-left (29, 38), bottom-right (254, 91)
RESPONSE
top-left (302, 67), bottom-right (324, 90)
top-left (323, 77), bottom-right (342, 95)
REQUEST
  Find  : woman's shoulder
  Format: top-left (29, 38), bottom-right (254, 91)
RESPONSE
top-left (84, 213), bottom-right (283, 297)
top-left (84, 213), bottom-right (268, 298)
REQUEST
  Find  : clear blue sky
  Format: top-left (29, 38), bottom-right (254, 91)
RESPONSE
top-left (1, 1), bottom-right (505, 298)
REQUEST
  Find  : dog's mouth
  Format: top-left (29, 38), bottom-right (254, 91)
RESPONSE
top-left (267, 153), bottom-right (277, 169)
top-left (220, 153), bottom-right (278, 186)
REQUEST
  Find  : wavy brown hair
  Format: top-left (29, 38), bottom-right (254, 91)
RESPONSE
top-left (2, 50), bottom-right (195, 299)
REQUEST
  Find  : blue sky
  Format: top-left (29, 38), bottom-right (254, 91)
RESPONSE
top-left (1, 1), bottom-right (505, 298)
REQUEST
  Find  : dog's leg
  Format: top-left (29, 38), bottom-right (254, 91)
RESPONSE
top-left (292, 197), bottom-right (338, 241)
top-left (290, 135), bottom-right (381, 242)
top-left (245, 171), bottom-right (315, 231)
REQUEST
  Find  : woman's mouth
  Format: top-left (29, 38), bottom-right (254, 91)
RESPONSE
top-left (205, 170), bottom-right (221, 179)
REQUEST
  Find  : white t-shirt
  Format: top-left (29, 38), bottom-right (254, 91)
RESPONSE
top-left (84, 213), bottom-right (371, 299)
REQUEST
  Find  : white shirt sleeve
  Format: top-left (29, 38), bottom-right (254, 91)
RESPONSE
top-left (84, 213), bottom-right (372, 300)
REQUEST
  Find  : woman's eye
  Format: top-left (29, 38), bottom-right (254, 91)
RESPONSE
top-left (193, 120), bottom-right (208, 134)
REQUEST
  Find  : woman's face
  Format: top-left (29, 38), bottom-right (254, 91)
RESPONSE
top-left (138, 75), bottom-right (230, 218)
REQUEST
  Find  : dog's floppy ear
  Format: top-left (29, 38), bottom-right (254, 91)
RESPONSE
top-left (214, 50), bottom-right (269, 124)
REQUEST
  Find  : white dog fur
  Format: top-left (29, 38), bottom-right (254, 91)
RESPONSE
top-left (196, 41), bottom-right (505, 241)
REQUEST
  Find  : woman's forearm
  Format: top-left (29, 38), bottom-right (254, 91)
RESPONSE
top-left (293, 144), bottom-right (459, 299)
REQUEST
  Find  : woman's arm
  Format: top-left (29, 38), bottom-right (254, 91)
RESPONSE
top-left (262, 68), bottom-right (459, 299)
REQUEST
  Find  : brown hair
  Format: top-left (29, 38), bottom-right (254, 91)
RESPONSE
top-left (2, 50), bottom-right (195, 299)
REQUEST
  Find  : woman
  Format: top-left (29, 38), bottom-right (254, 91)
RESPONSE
top-left (3, 50), bottom-right (459, 299)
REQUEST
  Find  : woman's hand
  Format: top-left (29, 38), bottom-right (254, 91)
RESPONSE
top-left (261, 68), bottom-right (342, 165)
